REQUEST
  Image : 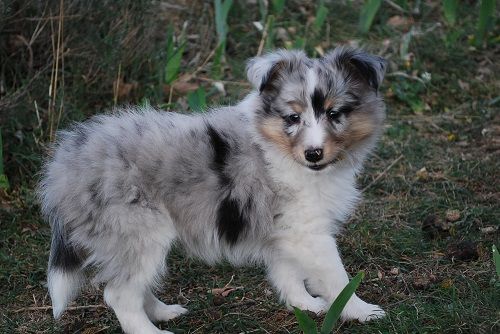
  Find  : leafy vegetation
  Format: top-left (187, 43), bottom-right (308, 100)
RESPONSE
top-left (294, 272), bottom-right (365, 334)
top-left (0, 0), bottom-right (498, 333)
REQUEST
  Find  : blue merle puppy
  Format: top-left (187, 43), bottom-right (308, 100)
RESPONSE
top-left (38, 46), bottom-right (387, 334)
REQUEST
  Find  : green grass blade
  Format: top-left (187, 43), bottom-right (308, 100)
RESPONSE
top-left (211, 41), bottom-right (225, 79)
top-left (165, 43), bottom-right (185, 84)
top-left (258, 0), bottom-right (268, 23)
top-left (314, 4), bottom-right (329, 30)
top-left (272, 0), bottom-right (285, 15)
top-left (0, 128), bottom-right (9, 190)
top-left (443, 0), bottom-right (458, 26)
top-left (493, 245), bottom-right (500, 278)
top-left (359, 0), bottom-right (382, 33)
top-left (292, 37), bottom-right (305, 49)
top-left (187, 87), bottom-right (207, 112)
top-left (293, 307), bottom-right (318, 334)
top-left (215, 0), bottom-right (233, 43)
top-left (164, 25), bottom-right (185, 84)
top-left (264, 14), bottom-right (276, 51)
top-left (476, 0), bottom-right (496, 46)
top-left (320, 272), bottom-right (364, 333)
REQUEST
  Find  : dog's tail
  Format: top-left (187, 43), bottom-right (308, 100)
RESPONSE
top-left (47, 217), bottom-right (85, 319)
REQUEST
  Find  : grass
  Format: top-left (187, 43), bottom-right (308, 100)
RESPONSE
top-left (1, 0), bottom-right (499, 333)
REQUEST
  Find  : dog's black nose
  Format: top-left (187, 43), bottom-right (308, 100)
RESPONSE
top-left (304, 148), bottom-right (323, 163)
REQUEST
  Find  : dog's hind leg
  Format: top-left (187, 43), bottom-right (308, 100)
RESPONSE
top-left (105, 281), bottom-right (171, 334)
top-left (144, 290), bottom-right (188, 323)
top-left (100, 218), bottom-right (177, 334)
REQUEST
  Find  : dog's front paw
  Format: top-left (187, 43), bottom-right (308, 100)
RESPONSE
top-left (289, 296), bottom-right (329, 315)
top-left (341, 296), bottom-right (385, 323)
top-left (157, 304), bottom-right (188, 321)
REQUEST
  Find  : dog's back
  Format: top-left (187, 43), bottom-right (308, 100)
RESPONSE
top-left (38, 106), bottom-right (276, 318)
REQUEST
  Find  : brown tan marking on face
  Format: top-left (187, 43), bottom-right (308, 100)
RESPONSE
top-left (322, 135), bottom-right (344, 163)
top-left (323, 99), bottom-right (335, 111)
top-left (344, 112), bottom-right (377, 146)
top-left (286, 101), bottom-right (306, 114)
top-left (257, 117), bottom-right (293, 155)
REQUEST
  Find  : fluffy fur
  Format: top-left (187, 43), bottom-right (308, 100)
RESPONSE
top-left (38, 47), bottom-right (387, 334)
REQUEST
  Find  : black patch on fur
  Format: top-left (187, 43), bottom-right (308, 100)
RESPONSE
top-left (217, 196), bottom-right (249, 244)
top-left (336, 50), bottom-right (386, 90)
top-left (350, 55), bottom-right (380, 89)
top-left (50, 222), bottom-right (82, 271)
top-left (259, 61), bottom-right (286, 93)
top-left (207, 125), bottom-right (232, 187)
top-left (312, 88), bottom-right (326, 119)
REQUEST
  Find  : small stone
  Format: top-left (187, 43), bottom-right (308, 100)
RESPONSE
top-left (480, 226), bottom-right (498, 234)
top-left (416, 167), bottom-right (428, 181)
top-left (276, 27), bottom-right (289, 41)
top-left (445, 209), bottom-right (460, 222)
top-left (390, 267), bottom-right (400, 275)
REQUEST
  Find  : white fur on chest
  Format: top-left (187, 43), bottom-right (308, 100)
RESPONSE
top-left (264, 146), bottom-right (360, 236)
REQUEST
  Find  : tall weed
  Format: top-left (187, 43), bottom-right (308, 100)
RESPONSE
top-left (294, 272), bottom-right (364, 334)
top-left (476, 0), bottom-right (496, 46)
top-left (359, 0), bottom-right (382, 33)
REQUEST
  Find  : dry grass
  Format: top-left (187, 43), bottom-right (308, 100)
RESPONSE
top-left (1, 0), bottom-right (499, 333)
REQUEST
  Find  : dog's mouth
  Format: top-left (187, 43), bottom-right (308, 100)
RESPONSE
top-left (306, 158), bottom-right (339, 171)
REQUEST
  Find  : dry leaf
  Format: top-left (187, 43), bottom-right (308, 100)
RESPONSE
top-left (210, 286), bottom-right (238, 297)
top-left (445, 209), bottom-right (460, 222)
top-left (387, 15), bottom-right (414, 30)
top-left (113, 78), bottom-right (138, 99)
top-left (172, 81), bottom-right (199, 94)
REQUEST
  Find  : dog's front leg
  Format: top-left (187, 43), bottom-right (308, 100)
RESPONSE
top-left (267, 233), bottom-right (384, 321)
top-left (266, 251), bottom-right (329, 314)
top-left (301, 235), bottom-right (386, 322)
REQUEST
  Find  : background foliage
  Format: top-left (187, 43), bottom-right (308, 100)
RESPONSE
top-left (0, 0), bottom-right (498, 333)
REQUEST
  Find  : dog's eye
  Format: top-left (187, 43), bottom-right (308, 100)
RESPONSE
top-left (326, 109), bottom-right (340, 119)
top-left (327, 106), bottom-right (353, 120)
top-left (284, 114), bottom-right (300, 124)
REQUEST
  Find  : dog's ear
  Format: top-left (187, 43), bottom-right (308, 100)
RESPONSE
top-left (246, 50), bottom-right (308, 93)
top-left (325, 47), bottom-right (387, 90)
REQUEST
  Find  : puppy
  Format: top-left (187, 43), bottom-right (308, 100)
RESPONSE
top-left (38, 47), bottom-right (387, 334)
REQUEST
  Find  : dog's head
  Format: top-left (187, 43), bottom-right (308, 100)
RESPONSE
top-left (247, 47), bottom-right (386, 171)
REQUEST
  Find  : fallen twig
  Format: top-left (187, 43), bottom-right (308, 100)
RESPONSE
top-left (362, 154), bottom-right (404, 193)
top-left (14, 304), bottom-right (106, 313)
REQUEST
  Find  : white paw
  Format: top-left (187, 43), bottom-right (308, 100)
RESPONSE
top-left (341, 297), bottom-right (385, 323)
top-left (154, 304), bottom-right (188, 322)
top-left (289, 296), bottom-right (329, 314)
